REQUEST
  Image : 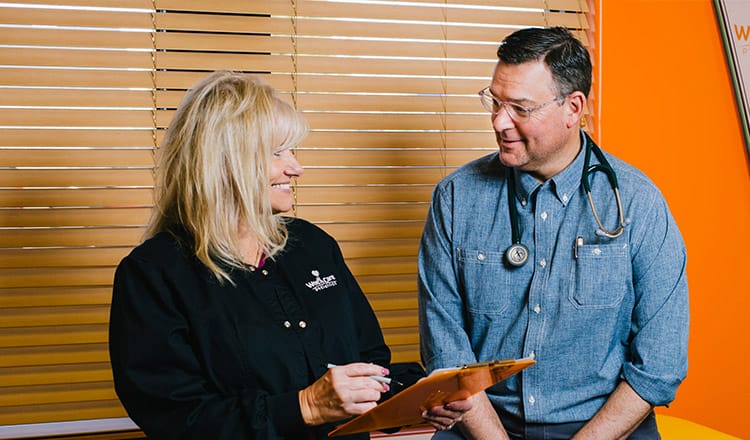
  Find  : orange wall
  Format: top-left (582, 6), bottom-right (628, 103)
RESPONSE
top-left (597, 1), bottom-right (750, 438)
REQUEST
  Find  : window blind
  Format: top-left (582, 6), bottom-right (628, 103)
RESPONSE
top-left (0, 0), bottom-right (593, 431)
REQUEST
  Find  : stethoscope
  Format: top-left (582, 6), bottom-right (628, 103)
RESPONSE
top-left (505, 138), bottom-right (627, 267)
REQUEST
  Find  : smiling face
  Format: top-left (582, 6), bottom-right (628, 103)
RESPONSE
top-left (268, 146), bottom-right (303, 214)
top-left (490, 59), bottom-right (585, 181)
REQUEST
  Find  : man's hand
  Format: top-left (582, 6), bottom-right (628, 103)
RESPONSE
top-left (421, 397), bottom-right (472, 431)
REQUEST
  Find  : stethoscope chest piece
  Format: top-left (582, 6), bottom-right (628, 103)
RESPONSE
top-left (505, 243), bottom-right (529, 267)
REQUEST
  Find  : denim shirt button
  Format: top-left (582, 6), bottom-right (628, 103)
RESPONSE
top-left (540, 211), bottom-right (548, 221)
top-left (529, 351), bottom-right (536, 359)
top-left (529, 395), bottom-right (536, 405)
top-left (533, 304), bottom-right (541, 314)
top-left (539, 258), bottom-right (547, 268)
top-left (593, 248), bottom-right (602, 256)
top-left (477, 253), bottom-right (485, 261)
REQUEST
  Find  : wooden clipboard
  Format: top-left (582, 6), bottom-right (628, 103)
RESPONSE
top-left (328, 358), bottom-right (534, 437)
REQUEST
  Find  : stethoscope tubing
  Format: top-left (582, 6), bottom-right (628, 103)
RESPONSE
top-left (505, 136), bottom-right (626, 267)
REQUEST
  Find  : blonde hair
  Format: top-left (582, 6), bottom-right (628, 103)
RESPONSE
top-left (146, 70), bottom-right (308, 283)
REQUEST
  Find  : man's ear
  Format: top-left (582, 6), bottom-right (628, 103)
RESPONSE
top-left (564, 91), bottom-right (587, 129)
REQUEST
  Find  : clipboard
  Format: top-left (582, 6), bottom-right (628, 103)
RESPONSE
top-left (328, 358), bottom-right (534, 437)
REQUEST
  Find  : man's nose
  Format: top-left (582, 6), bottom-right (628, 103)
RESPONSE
top-left (492, 105), bottom-right (515, 131)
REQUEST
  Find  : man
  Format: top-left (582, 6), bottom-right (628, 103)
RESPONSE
top-left (418, 27), bottom-right (688, 439)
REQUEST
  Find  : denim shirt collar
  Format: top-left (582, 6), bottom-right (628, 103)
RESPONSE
top-left (513, 129), bottom-right (589, 207)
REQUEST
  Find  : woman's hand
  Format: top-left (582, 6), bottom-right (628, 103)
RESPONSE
top-left (298, 362), bottom-right (390, 426)
top-left (421, 398), bottom-right (473, 432)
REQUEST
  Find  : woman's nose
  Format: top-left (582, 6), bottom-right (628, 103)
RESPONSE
top-left (286, 154), bottom-right (304, 177)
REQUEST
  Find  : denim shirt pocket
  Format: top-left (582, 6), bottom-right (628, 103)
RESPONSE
top-left (568, 242), bottom-right (631, 309)
top-left (456, 247), bottom-right (510, 315)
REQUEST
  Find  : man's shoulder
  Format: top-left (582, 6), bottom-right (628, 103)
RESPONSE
top-left (600, 150), bottom-right (662, 195)
top-left (437, 151), bottom-right (504, 188)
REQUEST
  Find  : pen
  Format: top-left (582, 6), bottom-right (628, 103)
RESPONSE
top-left (326, 363), bottom-right (404, 386)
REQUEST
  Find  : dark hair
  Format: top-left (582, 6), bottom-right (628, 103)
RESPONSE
top-left (497, 26), bottom-right (591, 97)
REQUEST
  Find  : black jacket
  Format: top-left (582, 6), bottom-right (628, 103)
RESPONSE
top-left (109, 218), bottom-right (390, 439)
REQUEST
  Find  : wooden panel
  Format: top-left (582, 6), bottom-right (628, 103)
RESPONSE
top-left (368, 292), bottom-right (418, 312)
top-left (289, 75), bottom-right (486, 94)
top-left (0, 305), bottom-right (110, 328)
top-left (0, 363), bottom-right (112, 386)
top-left (155, 32), bottom-right (289, 53)
top-left (297, 168), bottom-right (451, 185)
top-left (317, 221), bottom-right (425, 241)
top-left (303, 131), bottom-right (494, 149)
top-left (154, 51), bottom-right (292, 73)
top-left (382, 326), bottom-right (420, 346)
top-left (0, 207), bottom-right (152, 227)
top-left (301, 113), bottom-right (493, 131)
top-left (0, 109), bottom-right (153, 128)
top-left (391, 344), bottom-right (420, 363)
top-left (0, 48), bottom-right (153, 69)
top-left (295, 149), bottom-right (493, 168)
top-left (296, 203), bottom-right (428, 223)
top-left (157, 0), bottom-right (279, 14)
top-left (0, 188), bottom-right (154, 208)
top-left (0, 343), bottom-right (109, 368)
top-left (0, 69), bottom-right (152, 89)
top-left (291, 57), bottom-right (493, 77)
top-left (0, 382), bottom-right (117, 406)
top-left (0, 286), bottom-right (113, 308)
top-left (346, 256), bottom-right (417, 277)
top-left (294, 185), bottom-right (435, 204)
top-left (0, 227), bottom-right (144, 248)
top-left (0, 266), bottom-right (117, 288)
top-left (0, 28), bottom-right (153, 50)
top-left (0, 247), bottom-right (132, 268)
top-left (0, 89), bottom-right (154, 109)
top-left (1, 0), bottom-right (152, 7)
top-left (0, 129), bottom-right (154, 148)
top-left (155, 12), bottom-right (287, 34)
top-left (293, 94), bottom-right (473, 113)
top-left (357, 274), bottom-right (420, 294)
top-left (0, 169), bottom-right (155, 187)
top-left (0, 7), bottom-right (152, 29)
top-left (0, 325), bottom-right (108, 348)
top-left (337, 238), bottom-right (419, 259)
top-left (376, 309), bottom-right (419, 329)
top-left (0, 399), bottom-right (128, 426)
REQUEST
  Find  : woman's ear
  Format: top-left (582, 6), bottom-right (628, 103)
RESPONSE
top-left (564, 91), bottom-right (587, 129)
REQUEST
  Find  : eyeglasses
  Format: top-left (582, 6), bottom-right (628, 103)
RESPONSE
top-left (478, 87), bottom-right (564, 123)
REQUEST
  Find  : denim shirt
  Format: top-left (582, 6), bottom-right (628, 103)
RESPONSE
top-left (418, 132), bottom-right (689, 424)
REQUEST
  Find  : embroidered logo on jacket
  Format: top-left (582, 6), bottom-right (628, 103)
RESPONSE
top-left (305, 270), bottom-right (338, 292)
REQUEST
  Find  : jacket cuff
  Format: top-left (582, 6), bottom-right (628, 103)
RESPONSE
top-left (267, 389), bottom-right (307, 436)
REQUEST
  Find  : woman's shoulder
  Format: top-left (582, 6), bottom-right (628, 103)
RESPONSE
top-left (126, 229), bottom-right (191, 263)
top-left (282, 217), bottom-right (338, 251)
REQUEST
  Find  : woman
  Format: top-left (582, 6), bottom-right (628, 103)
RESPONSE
top-left (108, 71), bottom-right (395, 439)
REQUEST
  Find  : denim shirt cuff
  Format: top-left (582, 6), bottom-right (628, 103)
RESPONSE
top-left (622, 363), bottom-right (682, 407)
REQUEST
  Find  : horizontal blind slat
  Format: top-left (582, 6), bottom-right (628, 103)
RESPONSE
top-left (0, 399), bottom-right (127, 426)
top-left (0, 363), bottom-right (112, 386)
top-left (0, 227), bottom-right (145, 248)
top-left (0, 287), bottom-right (113, 308)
